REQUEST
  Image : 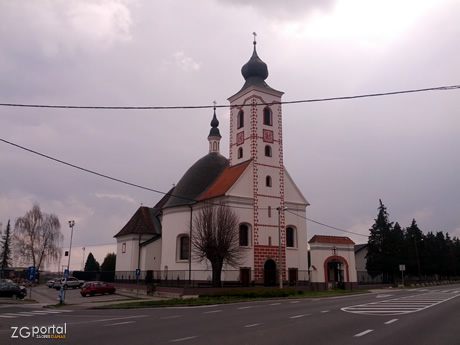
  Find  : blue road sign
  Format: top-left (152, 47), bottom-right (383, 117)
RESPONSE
top-left (28, 266), bottom-right (36, 281)
top-left (136, 268), bottom-right (141, 277)
top-left (64, 269), bottom-right (69, 278)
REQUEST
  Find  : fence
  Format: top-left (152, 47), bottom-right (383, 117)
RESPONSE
top-left (114, 269), bottom-right (310, 288)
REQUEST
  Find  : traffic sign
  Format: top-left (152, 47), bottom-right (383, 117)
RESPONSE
top-left (64, 269), bottom-right (69, 278)
top-left (28, 266), bottom-right (36, 281)
top-left (136, 268), bottom-right (141, 277)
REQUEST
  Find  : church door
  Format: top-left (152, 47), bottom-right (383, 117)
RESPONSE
top-left (264, 259), bottom-right (277, 286)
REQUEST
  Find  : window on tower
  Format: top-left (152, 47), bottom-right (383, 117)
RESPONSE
top-left (265, 145), bottom-right (272, 157)
top-left (263, 107), bottom-right (272, 126)
top-left (238, 110), bottom-right (244, 129)
top-left (238, 147), bottom-right (243, 159)
top-left (266, 175), bottom-right (272, 187)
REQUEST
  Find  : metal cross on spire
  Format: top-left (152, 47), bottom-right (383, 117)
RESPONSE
top-left (253, 32), bottom-right (257, 44)
top-left (213, 100), bottom-right (217, 109)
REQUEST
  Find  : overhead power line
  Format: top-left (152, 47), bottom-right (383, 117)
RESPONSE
top-left (0, 85), bottom-right (459, 110)
top-left (0, 137), bottom-right (358, 235)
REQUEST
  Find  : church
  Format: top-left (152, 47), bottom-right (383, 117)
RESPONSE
top-left (114, 39), bottom-right (355, 288)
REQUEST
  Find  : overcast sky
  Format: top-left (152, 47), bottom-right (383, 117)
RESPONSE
top-left (1, 0), bottom-right (459, 271)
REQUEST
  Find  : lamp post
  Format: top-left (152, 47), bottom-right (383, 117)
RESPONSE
top-left (67, 220), bottom-right (75, 272)
top-left (276, 207), bottom-right (287, 289)
top-left (82, 247), bottom-right (85, 270)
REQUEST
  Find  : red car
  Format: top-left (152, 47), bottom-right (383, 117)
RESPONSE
top-left (80, 281), bottom-right (116, 297)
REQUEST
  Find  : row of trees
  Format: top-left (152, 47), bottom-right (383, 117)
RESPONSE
top-left (1, 204), bottom-right (115, 276)
top-left (366, 200), bottom-right (460, 283)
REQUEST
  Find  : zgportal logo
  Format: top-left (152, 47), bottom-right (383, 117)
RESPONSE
top-left (11, 324), bottom-right (67, 339)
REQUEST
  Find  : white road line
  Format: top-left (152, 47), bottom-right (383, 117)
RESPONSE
top-left (15, 312), bottom-right (36, 317)
top-left (93, 315), bottom-right (148, 323)
top-left (104, 321), bottom-right (136, 326)
top-left (290, 301), bottom-right (300, 304)
top-left (244, 323), bottom-right (261, 328)
top-left (238, 306), bottom-right (253, 309)
top-left (160, 315), bottom-right (182, 320)
top-left (290, 314), bottom-right (309, 319)
top-left (269, 303), bottom-right (281, 306)
top-left (0, 314), bottom-right (17, 318)
top-left (170, 336), bottom-right (198, 342)
top-left (354, 329), bottom-right (374, 337)
top-left (321, 310), bottom-right (330, 313)
top-left (203, 310), bottom-right (222, 314)
top-left (385, 319), bottom-right (398, 325)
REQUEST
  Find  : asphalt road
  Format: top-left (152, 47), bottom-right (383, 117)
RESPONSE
top-left (0, 284), bottom-right (459, 345)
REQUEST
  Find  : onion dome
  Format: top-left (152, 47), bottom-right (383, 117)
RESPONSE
top-left (241, 40), bottom-right (269, 82)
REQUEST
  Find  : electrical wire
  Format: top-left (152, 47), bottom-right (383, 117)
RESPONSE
top-left (0, 137), bottom-right (361, 235)
top-left (286, 209), bottom-right (368, 237)
top-left (0, 85), bottom-right (459, 110)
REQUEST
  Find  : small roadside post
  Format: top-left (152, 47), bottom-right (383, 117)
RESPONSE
top-left (136, 268), bottom-right (141, 297)
top-left (28, 266), bottom-right (36, 300)
top-left (60, 269), bottom-right (69, 304)
top-left (399, 264), bottom-right (406, 288)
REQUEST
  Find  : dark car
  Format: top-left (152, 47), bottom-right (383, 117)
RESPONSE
top-left (0, 279), bottom-right (27, 299)
top-left (80, 281), bottom-right (116, 297)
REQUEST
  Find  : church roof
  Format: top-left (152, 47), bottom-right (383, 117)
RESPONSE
top-left (114, 206), bottom-right (162, 238)
top-left (200, 160), bottom-right (251, 200)
top-left (308, 235), bottom-right (355, 245)
top-left (163, 152), bottom-right (229, 208)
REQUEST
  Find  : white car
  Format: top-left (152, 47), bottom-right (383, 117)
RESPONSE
top-left (53, 277), bottom-right (84, 290)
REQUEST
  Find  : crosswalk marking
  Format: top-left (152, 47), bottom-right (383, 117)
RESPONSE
top-left (0, 309), bottom-right (73, 319)
top-left (342, 291), bottom-right (460, 316)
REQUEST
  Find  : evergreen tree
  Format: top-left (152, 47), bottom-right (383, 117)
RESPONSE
top-left (366, 200), bottom-right (395, 282)
top-left (84, 252), bottom-right (100, 272)
top-left (0, 220), bottom-right (13, 274)
top-left (405, 219), bottom-right (424, 281)
top-left (100, 253), bottom-right (116, 272)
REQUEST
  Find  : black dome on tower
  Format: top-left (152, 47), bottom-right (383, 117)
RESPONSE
top-left (241, 41), bottom-right (269, 81)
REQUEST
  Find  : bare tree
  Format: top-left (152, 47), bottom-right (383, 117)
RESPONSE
top-left (14, 204), bottom-right (63, 271)
top-left (192, 202), bottom-right (246, 287)
top-left (0, 220), bottom-right (13, 274)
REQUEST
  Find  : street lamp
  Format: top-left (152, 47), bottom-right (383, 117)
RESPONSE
top-left (67, 220), bottom-right (75, 273)
top-left (276, 207), bottom-right (287, 289)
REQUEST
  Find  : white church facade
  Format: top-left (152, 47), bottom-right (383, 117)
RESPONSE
top-left (114, 39), bottom-right (357, 289)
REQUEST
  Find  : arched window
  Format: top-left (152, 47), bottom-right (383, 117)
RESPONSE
top-left (178, 235), bottom-right (189, 260)
top-left (263, 107), bottom-right (272, 126)
top-left (238, 110), bottom-right (244, 129)
top-left (238, 147), bottom-right (243, 159)
top-left (265, 145), bottom-right (272, 157)
top-left (286, 227), bottom-right (296, 248)
top-left (266, 175), bottom-right (272, 187)
top-left (239, 224), bottom-right (249, 246)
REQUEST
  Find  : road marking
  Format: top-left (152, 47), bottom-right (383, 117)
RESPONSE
top-left (290, 301), bottom-right (300, 304)
top-left (238, 306), bottom-right (253, 309)
top-left (170, 336), bottom-right (198, 342)
top-left (203, 310), bottom-right (222, 314)
top-left (0, 314), bottom-right (17, 318)
top-left (269, 303), bottom-right (281, 306)
top-left (321, 310), bottom-right (330, 313)
top-left (376, 294), bottom-right (392, 298)
top-left (160, 315), bottom-right (182, 319)
top-left (385, 319), bottom-right (398, 324)
top-left (104, 321), bottom-right (135, 326)
top-left (354, 329), bottom-right (374, 337)
top-left (342, 292), bottom-right (460, 316)
top-left (93, 315), bottom-right (148, 323)
top-left (290, 314), bottom-right (309, 319)
top-left (15, 312), bottom-right (36, 317)
top-left (245, 323), bottom-right (261, 328)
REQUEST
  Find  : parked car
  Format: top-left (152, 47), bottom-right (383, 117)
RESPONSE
top-left (80, 281), bottom-right (116, 297)
top-left (54, 277), bottom-right (84, 290)
top-left (0, 279), bottom-right (27, 299)
top-left (46, 278), bottom-right (61, 288)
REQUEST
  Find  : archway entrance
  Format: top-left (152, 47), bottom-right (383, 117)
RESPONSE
top-left (264, 259), bottom-right (277, 286)
top-left (327, 259), bottom-right (345, 289)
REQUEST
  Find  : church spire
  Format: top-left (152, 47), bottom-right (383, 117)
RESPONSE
top-left (208, 101), bottom-right (221, 154)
